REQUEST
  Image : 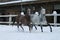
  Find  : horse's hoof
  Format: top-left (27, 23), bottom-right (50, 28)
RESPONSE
top-left (41, 30), bottom-right (43, 32)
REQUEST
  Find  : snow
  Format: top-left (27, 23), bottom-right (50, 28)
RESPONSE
top-left (0, 25), bottom-right (60, 40)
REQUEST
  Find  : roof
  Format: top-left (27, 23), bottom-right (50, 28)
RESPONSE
top-left (0, 0), bottom-right (60, 5)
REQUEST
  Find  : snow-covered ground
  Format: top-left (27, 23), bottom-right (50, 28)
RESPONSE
top-left (0, 25), bottom-right (60, 40)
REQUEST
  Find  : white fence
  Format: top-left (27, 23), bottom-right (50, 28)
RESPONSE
top-left (0, 15), bottom-right (17, 25)
top-left (0, 14), bottom-right (60, 26)
top-left (46, 14), bottom-right (60, 26)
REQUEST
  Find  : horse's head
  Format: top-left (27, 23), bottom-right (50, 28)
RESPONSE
top-left (40, 7), bottom-right (46, 14)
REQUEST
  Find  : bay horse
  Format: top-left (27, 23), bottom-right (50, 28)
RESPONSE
top-left (12, 12), bottom-right (33, 32)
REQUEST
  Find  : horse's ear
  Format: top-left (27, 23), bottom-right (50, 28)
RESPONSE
top-left (40, 7), bottom-right (46, 14)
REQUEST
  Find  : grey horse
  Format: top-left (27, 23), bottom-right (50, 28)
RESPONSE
top-left (30, 8), bottom-right (52, 32)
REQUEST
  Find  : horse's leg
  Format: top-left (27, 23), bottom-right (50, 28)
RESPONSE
top-left (12, 17), bottom-right (15, 26)
top-left (28, 24), bottom-right (33, 32)
top-left (39, 24), bottom-right (43, 32)
top-left (20, 23), bottom-right (24, 31)
top-left (41, 25), bottom-right (43, 32)
top-left (17, 22), bottom-right (20, 31)
top-left (33, 24), bottom-right (37, 30)
top-left (47, 23), bottom-right (52, 32)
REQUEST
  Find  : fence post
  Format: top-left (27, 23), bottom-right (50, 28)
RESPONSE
top-left (9, 15), bottom-right (12, 25)
top-left (54, 14), bottom-right (57, 27)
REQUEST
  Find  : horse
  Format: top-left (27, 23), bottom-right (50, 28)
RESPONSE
top-left (12, 12), bottom-right (33, 32)
top-left (39, 11), bottom-right (52, 32)
top-left (30, 9), bottom-right (52, 32)
top-left (30, 12), bottom-right (44, 32)
top-left (26, 8), bottom-right (37, 31)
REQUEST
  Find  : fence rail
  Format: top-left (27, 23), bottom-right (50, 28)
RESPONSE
top-left (0, 14), bottom-right (60, 26)
top-left (0, 15), bottom-right (17, 25)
